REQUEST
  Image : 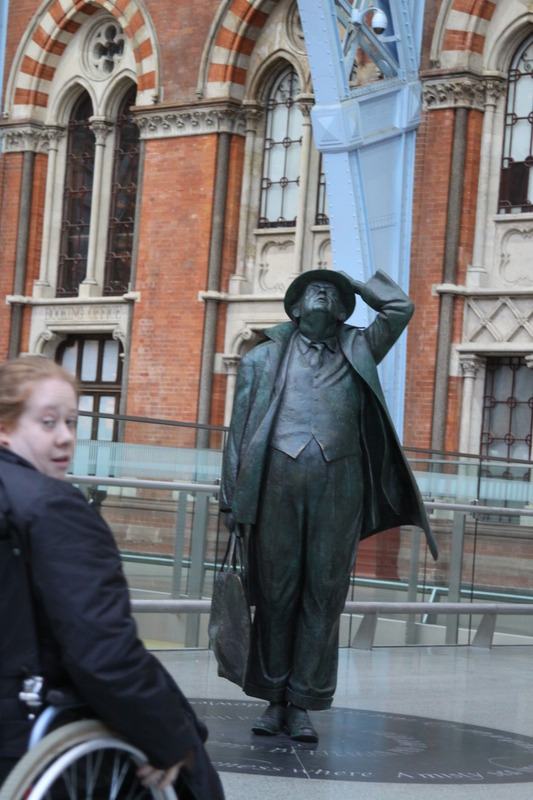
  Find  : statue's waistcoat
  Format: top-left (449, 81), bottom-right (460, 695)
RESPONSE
top-left (270, 337), bottom-right (362, 461)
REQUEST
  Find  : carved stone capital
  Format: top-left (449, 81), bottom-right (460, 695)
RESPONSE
top-left (242, 104), bottom-right (264, 133)
top-left (484, 78), bottom-right (507, 107)
top-left (422, 75), bottom-right (502, 112)
top-left (459, 353), bottom-right (484, 378)
top-left (222, 354), bottom-right (241, 375)
top-left (296, 93), bottom-right (315, 118)
top-left (0, 123), bottom-right (64, 153)
top-left (133, 102), bottom-right (248, 140)
top-left (42, 126), bottom-right (67, 151)
top-left (89, 117), bottom-right (113, 144)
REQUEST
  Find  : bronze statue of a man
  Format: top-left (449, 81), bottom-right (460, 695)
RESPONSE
top-left (220, 268), bottom-right (437, 743)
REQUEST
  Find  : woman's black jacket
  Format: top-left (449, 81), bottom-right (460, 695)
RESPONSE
top-left (0, 448), bottom-right (223, 800)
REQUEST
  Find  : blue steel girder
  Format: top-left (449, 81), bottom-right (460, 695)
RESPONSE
top-left (295, 0), bottom-right (425, 435)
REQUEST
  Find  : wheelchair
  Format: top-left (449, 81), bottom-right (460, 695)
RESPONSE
top-left (0, 681), bottom-right (177, 800)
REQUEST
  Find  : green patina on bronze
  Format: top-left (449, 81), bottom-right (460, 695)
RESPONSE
top-left (220, 269), bottom-right (437, 726)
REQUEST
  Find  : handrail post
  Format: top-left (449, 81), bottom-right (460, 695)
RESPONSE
top-left (171, 492), bottom-right (188, 598)
top-left (472, 614), bottom-right (496, 649)
top-left (351, 611), bottom-right (378, 650)
top-left (184, 493), bottom-right (209, 647)
top-left (446, 511), bottom-right (467, 644)
top-left (405, 526), bottom-right (422, 644)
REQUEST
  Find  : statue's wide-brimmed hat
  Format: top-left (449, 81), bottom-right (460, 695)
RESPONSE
top-left (284, 269), bottom-right (356, 321)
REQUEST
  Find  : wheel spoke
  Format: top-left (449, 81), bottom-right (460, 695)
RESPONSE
top-left (0, 721), bottom-right (176, 800)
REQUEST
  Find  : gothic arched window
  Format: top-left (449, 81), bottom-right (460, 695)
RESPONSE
top-left (258, 65), bottom-right (303, 227)
top-left (104, 86), bottom-right (140, 295)
top-left (498, 35), bottom-right (533, 213)
top-left (57, 92), bottom-right (95, 296)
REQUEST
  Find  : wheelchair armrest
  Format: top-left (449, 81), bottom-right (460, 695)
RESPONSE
top-left (45, 688), bottom-right (87, 709)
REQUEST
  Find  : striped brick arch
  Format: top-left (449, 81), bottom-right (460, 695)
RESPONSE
top-left (204, 1), bottom-right (498, 99)
top-left (433, 0), bottom-right (497, 70)
top-left (10, 0), bottom-right (158, 117)
top-left (202, 0), bottom-right (276, 99)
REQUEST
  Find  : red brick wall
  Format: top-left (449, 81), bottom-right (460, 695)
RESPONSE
top-left (444, 109), bottom-right (483, 452)
top-left (405, 99), bottom-right (483, 453)
top-left (1, 1), bottom-right (37, 110)
top-left (0, 150), bottom-right (51, 357)
top-left (0, 1), bottom-right (490, 459)
top-left (127, 134), bottom-right (218, 430)
top-left (0, 153), bottom-right (23, 360)
top-left (2, 1), bottom-right (222, 108)
top-left (144, 0), bottom-right (220, 104)
top-left (405, 107), bottom-right (455, 449)
top-left (210, 134), bottom-right (245, 428)
top-left (25, 152), bottom-right (47, 294)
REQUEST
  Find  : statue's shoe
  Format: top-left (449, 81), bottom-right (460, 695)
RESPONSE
top-left (251, 702), bottom-right (287, 735)
top-left (285, 705), bottom-right (319, 743)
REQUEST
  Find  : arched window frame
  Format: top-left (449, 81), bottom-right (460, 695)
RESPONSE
top-left (498, 34), bottom-right (533, 214)
top-left (104, 85), bottom-right (140, 295)
top-left (233, 54), bottom-right (328, 288)
top-left (34, 12), bottom-right (139, 301)
top-left (57, 91), bottom-right (96, 297)
top-left (258, 64), bottom-right (303, 228)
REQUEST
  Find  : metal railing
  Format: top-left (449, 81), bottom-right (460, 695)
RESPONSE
top-left (130, 598), bottom-right (533, 650)
top-left (68, 413), bottom-right (533, 649)
top-left (68, 472), bottom-right (533, 650)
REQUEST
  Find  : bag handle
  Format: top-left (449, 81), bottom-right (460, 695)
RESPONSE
top-left (220, 531), bottom-right (245, 575)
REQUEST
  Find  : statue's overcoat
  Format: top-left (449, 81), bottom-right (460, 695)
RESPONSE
top-left (220, 270), bottom-right (438, 560)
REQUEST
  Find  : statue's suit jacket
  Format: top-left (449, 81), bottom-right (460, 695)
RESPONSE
top-left (220, 270), bottom-right (438, 560)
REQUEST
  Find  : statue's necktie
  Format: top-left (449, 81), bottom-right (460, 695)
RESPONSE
top-left (308, 342), bottom-right (324, 367)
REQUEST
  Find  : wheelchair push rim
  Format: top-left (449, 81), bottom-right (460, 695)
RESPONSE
top-left (0, 719), bottom-right (177, 800)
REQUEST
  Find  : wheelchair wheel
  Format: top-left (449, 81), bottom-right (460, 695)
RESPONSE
top-left (0, 719), bottom-right (177, 800)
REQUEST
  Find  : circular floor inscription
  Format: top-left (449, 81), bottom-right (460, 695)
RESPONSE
top-left (191, 699), bottom-right (533, 784)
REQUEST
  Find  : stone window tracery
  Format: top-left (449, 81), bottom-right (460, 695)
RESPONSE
top-left (85, 22), bottom-right (126, 80)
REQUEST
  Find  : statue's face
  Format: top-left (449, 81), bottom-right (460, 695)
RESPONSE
top-left (296, 281), bottom-right (346, 322)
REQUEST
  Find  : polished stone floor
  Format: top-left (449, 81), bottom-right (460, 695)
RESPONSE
top-left (157, 645), bottom-right (533, 800)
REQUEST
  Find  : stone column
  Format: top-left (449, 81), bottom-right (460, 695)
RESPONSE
top-left (197, 127), bottom-right (232, 446)
top-left (458, 354), bottom-right (483, 455)
top-left (35, 127), bottom-right (65, 298)
top-left (80, 117), bottom-right (113, 297)
top-left (470, 79), bottom-right (506, 285)
top-left (232, 106), bottom-right (263, 290)
top-left (423, 76), bottom-right (486, 452)
top-left (293, 94), bottom-right (314, 274)
top-left (222, 355), bottom-right (241, 427)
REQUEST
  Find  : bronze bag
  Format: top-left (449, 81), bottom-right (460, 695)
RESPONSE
top-left (208, 532), bottom-right (251, 687)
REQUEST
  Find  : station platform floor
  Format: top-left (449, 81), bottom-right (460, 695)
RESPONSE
top-left (157, 644), bottom-right (533, 800)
